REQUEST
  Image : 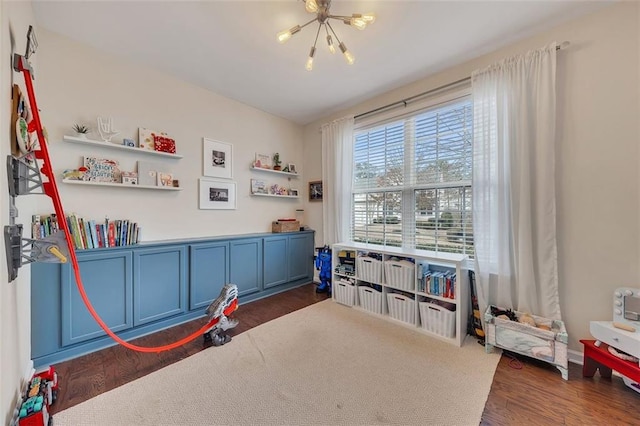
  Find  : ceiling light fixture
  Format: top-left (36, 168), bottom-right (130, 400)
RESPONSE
top-left (277, 0), bottom-right (375, 71)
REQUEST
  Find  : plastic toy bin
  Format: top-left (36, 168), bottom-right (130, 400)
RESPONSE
top-left (386, 292), bottom-right (415, 325)
top-left (358, 286), bottom-right (383, 315)
top-left (384, 259), bottom-right (415, 291)
top-left (357, 256), bottom-right (383, 283)
top-left (419, 302), bottom-right (456, 338)
top-left (334, 280), bottom-right (355, 306)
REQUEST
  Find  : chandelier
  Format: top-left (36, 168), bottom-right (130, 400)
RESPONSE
top-left (277, 0), bottom-right (375, 71)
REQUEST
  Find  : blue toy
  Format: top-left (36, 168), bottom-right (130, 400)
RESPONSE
top-left (315, 245), bottom-right (332, 295)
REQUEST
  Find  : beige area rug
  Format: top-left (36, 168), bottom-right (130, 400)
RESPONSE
top-left (54, 301), bottom-right (500, 426)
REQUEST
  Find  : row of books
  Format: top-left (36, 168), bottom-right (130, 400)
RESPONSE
top-left (417, 263), bottom-right (456, 299)
top-left (32, 214), bottom-right (141, 250)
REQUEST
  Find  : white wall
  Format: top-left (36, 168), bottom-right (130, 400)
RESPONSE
top-left (303, 2), bottom-right (640, 352)
top-left (35, 29), bottom-right (305, 241)
top-left (1, 3), bottom-right (38, 424)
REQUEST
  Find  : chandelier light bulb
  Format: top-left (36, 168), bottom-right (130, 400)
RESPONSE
top-left (305, 0), bottom-right (319, 14)
top-left (277, 25), bottom-right (301, 44)
top-left (326, 35), bottom-right (336, 54)
top-left (355, 13), bottom-right (376, 24)
top-left (349, 17), bottom-right (367, 30)
top-left (339, 42), bottom-right (355, 65)
top-left (306, 46), bottom-right (316, 71)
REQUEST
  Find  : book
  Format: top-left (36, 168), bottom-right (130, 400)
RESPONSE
top-left (107, 222), bottom-right (116, 247)
top-left (83, 157), bottom-right (121, 183)
top-left (157, 172), bottom-right (174, 187)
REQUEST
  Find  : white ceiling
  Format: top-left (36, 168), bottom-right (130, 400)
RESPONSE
top-left (32, 1), bottom-right (612, 125)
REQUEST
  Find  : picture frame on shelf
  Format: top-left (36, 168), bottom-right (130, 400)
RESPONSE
top-left (254, 153), bottom-right (272, 169)
top-left (199, 178), bottom-right (237, 210)
top-left (309, 180), bottom-right (323, 201)
top-left (288, 163), bottom-right (298, 174)
top-left (203, 138), bottom-right (233, 179)
top-left (250, 178), bottom-right (267, 194)
top-left (289, 188), bottom-right (299, 197)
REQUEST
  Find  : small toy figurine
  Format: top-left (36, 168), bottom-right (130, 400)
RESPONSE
top-left (315, 245), bottom-right (332, 296)
top-left (204, 283), bottom-right (239, 346)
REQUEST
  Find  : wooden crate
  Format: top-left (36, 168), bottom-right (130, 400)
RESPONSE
top-left (272, 220), bottom-right (300, 233)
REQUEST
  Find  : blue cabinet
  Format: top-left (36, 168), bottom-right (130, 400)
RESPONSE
top-left (288, 233), bottom-right (314, 281)
top-left (30, 230), bottom-right (313, 368)
top-left (263, 235), bottom-right (288, 289)
top-left (133, 246), bottom-right (187, 326)
top-left (61, 251), bottom-right (133, 346)
top-left (230, 238), bottom-right (263, 297)
top-left (189, 242), bottom-right (229, 310)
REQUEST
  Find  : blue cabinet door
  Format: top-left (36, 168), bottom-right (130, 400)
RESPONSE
top-left (189, 242), bottom-right (229, 310)
top-left (230, 238), bottom-right (262, 297)
top-left (61, 251), bottom-right (133, 346)
top-left (263, 236), bottom-right (288, 289)
top-left (288, 233), bottom-right (314, 281)
top-left (133, 246), bottom-right (187, 326)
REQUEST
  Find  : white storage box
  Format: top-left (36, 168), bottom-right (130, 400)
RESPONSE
top-left (358, 286), bottom-right (382, 315)
top-left (357, 256), bottom-right (383, 283)
top-left (384, 259), bottom-right (415, 291)
top-left (334, 280), bottom-right (355, 306)
top-left (419, 302), bottom-right (456, 338)
top-left (386, 293), bottom-right (415, 325)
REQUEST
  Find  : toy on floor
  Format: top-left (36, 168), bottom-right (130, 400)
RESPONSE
top-left (315, 245), bottom-right (332, 296)
top-left (17, 366), bottom-right (58, 426)
top-left (203, 283), bottom-right (239, 346)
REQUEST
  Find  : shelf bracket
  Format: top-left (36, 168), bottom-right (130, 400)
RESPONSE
top-left (5, 227), bottom-right (69, 282)
top-left (7, 154), bottom-right (44, 197)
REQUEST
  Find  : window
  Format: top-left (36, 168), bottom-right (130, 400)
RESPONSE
top-left (352, 95), bottom-right (474, 256)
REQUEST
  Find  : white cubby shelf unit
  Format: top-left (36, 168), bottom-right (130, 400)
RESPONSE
top-left (331, 242), bottom-right (469, 347)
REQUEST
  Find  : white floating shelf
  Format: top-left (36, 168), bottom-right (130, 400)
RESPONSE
top-left (62, 178), bottom-right (182, 191)
top-left (250, 166), bottom-right (299, 177)
top-left (251, 192), bottom-right (299, 199)
top-left (63, 135), bottom-right (183, 159)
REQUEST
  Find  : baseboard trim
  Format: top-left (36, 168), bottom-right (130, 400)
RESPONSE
top-left (568, 348), bottom-right (583, 365)
top-left (10, 361), bottom-right (34, 426)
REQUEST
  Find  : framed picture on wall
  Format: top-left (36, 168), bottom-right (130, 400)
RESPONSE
top-left (203, 138), bottom-right (233, 179)
top-left (199, 178), bottom-right (237, 209)
top-left (309, 180), bottom-right (323, 202)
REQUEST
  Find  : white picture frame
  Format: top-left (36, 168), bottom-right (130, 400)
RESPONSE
top-left (288, 163), bottom-right (297, 174)
top-left (199, 178), bottom-right (237, 210)
top-left (203, 138), bottom-right (233, 179)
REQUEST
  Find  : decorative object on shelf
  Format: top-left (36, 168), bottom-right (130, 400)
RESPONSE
top-left (273, 152), bottom-right (282, 171)
top-left (288, 163), bottom-right (298, 174)
top-left (272, 219), bottom-right (300, 233)
top-left (309, 180), bottom-right (323, 201)
top-left (122, 138), bottom-right (136, 147)
top-left (156, 172), bottom-right (174, 187)
top-left (62, 167), bottom-right (87, 180)
top-left (138, 127), bottom-right (166, 151)
top-left (96, 117), bottom-right (119, 142)
top-left (203, 138), bottom-right (233, 179)
top-left (276, 0), bottom-right (375, 70)
top-left (137, 160), bottom-right (170, 186)
top-left (72, 123), bottom-right (90, 139)
top-left (289, 188), bottom-right (299, 197)
top-left (153, 134), bottom-right (176, 154)
top-left (121, 171), bottom-right (138, 185)
top-left (199, 178), bottom-right (237, 210)
top-left (83, 156), bottom-right (120, 183)
top-left (254, 153), bottom-right (271, 169)
top-left (251, 179), bottom-right (267, 195)
top-left (270, 183), bottom-right (289, 195)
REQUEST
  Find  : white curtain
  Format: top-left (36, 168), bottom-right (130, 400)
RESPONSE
top-left (321, 116), bottom-right (354, 245)
top-left (472, 42), bottom-right (561, 320)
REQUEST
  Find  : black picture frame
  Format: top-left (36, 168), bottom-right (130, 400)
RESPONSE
top-left (309, 180), bottom-right (323, 202)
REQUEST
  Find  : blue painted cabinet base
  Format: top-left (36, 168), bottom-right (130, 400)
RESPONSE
top-left (31, 231), bottom-right (314, 369)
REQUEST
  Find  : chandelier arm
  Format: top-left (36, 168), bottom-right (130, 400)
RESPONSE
top-left (326, 21), bottom-right (343, 45)
top-left (313, 23), bottom-right (322, 47)
top-left (299, 17), bottom-right (320, 30)
top-left (327, 15), bottom-right (352, 20)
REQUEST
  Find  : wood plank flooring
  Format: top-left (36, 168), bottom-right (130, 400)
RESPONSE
top-left (49, 283), bottom-right (639, 424)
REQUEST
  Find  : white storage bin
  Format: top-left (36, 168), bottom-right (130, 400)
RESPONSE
top-left (384, 259), bottom-right (415, 291)
top-left (419, 302), bottom-right (456, 338)
top-left (334, 280), bottom-right (355, 306)
top-left (358, 286), bottom-right (382, 315)
top-left (386, 293), bottom-right (416, 325)
top-left (357, 256), bottom-right (383, 283)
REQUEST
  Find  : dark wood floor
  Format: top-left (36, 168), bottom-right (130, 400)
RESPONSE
top-left (50, 283), bottom-right (639, 424)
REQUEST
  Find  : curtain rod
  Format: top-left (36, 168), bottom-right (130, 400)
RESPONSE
top-left (354, 41), bottom-right (569, 122)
